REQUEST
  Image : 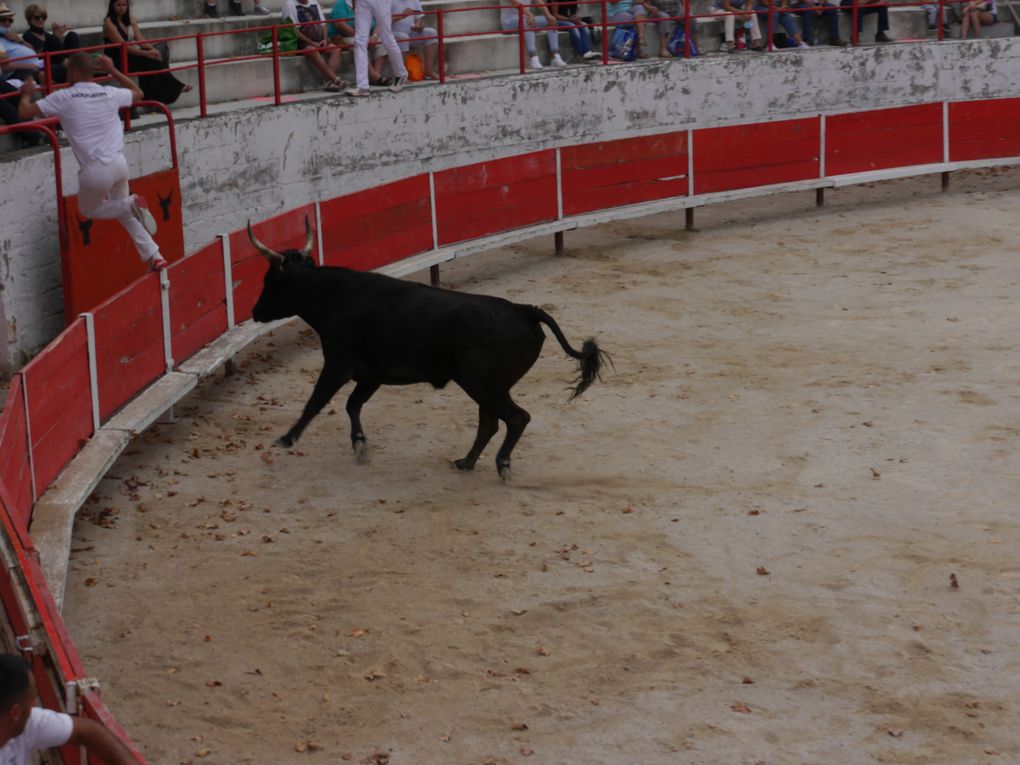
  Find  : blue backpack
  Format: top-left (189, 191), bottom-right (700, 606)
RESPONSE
top-left (667, 26), bottom-right (699, 57)
top-left (608, 26), bottom-right (638, 61)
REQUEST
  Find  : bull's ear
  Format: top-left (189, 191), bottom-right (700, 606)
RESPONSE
top-left (301, 216), bottom-right (315, 264)
top-left (247, 220), bottom-right (284, 265)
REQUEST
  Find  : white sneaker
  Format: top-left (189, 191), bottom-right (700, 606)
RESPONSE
top-left (252, 3), bottom-right (271, 12)
top-left (345, 87), bottom-right (370, 97)
top-left (798, 40), bottom-right (809, 48)
top-left (551, 53), bottom-right (567, 67)
top-left (389, 73), bottom-right (408, 93)
top-left (582, 50), bottom-right (600, 60)
top-left (529, 55), bottom-right (542, 69)
top-left (130, 195), bottom-right (158, 236)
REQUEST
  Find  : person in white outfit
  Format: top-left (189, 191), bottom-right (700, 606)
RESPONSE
top-left (345, 0), bottom-right (409, 96)
top-left (500, 0), bottom-right (566, 70)
top-left (0, 653), bottom-right (137, 765)
top-left (19, 52), bottom-right (165, 270)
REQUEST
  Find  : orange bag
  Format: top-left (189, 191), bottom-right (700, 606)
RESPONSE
top-left (404, 52), bottom-right (424, 82)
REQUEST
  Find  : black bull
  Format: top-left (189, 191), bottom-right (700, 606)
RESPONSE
top-left (247, 223), bottom-right (609, 480)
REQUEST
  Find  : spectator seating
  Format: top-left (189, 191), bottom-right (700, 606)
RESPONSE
top-left (1, 0), bottom-right (1015, 147)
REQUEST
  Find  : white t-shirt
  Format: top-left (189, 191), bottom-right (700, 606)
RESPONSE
top-left (392, 0), bottom-right (425, 36)
top-left (36, 82), bottom-right (134, 168)
top-left (0, 708), bottom-right (73, 765)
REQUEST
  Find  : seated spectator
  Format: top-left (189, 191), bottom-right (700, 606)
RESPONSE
top-left (21, 4), bottom-right (80, 84)
top-left (960, 0), bottom-right (995, 36)
top-left (920, 1), bottom-right (957, 31)
top-left (500, 0), bottom-right (566, 69)
top-left (202, 0), bottom-right (272, 17)
top-left (329, 0), bottom-right (393, 86)
top-left (839, 0), bottom-right (892, 42)
top-left (283, 0), bottom-right (344, 90)
top-left (104, 0), bottom-right (192, 103)
top-left (607, 0), bottom-right (670, 58)
top-left (0, 72), bottom-right (44, 144)
top-left (712, 0), bottom-right (764, 51)
top-left (549, 0), bottom-right (599, 60)
top-left (392, 0), bottom-right (439, 78)
top-left (547, 0), bottom-right (597, 59)
top-left (0, 4), bottom-right (45, 82)
top-left (793, 0), bottom-right (847, 45)
top-left (755, 0), bottom-right (809, 47)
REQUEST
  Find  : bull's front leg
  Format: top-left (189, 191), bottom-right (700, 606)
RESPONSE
top-left (345, 381), bottom-right (380, 463)
top-left (276, 362), bottom-right (350, 449)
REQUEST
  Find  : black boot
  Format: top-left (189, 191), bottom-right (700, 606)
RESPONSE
top-left (203, 2), bottom-right (219, 17)
top-left (229, 0), bottom-right (245, 14)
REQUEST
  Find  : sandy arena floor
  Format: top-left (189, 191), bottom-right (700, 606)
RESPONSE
top-left (61, 170), bottom-right (1020, 765)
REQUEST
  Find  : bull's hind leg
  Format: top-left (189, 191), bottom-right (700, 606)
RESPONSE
top-left (276, 362), bottom-right (349, 448)
top-left (345, 381), bottom-right (380, 463)
top-left (454, 405), bottom-right (498, 472)
top-left (492, 393), bottom-right (531, 481)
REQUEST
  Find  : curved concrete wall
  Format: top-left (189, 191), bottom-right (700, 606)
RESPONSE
top-left (2, 38), bottom-right (1019, 374)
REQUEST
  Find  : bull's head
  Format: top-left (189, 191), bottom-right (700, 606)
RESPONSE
top-left (249, 217), bottom-right (316, 323)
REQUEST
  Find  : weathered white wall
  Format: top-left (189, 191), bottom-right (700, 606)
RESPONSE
top-left (1, 38), bottom-right (1019, 375)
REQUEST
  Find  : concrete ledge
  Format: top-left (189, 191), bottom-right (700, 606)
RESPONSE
top-left (30, 429), bottom-right (132, 609)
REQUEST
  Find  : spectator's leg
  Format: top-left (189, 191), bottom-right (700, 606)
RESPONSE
top-left (578, 23), bottom-right (593, 53)
top-left (303, 48), bottom-right (339, 82)
top-left (501, 17), bottom-right (538, 56)
top-left (796, 4), bottom-right (815, 43)
top-left (419, 29), bottom-right (440, 76)
top-left (532, 15), bottom-right (560, 53)
top-left (353, 1), bottom-right (373, 89)
top-left (876, 4), bottom-right (889, 32)
top-left (631, 6), bottom-right (649, 49)
top-left (654, 9), bottom-right (670, 55)
top-left (825, 6), bottom-right (842, 41)
top-left (748, 12), bottom-right (763, 42)
top-left (368, 0), bottom-right (408, 78)
top-left (713, 8), bottom-right (737, 47)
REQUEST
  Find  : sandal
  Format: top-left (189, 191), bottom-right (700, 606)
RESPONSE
top-left (726, 41), bottom-right (737, 52)
top-left (324, 77), bottom-right (346, 91)
top-left (377, 76), bottom-right (396, 87)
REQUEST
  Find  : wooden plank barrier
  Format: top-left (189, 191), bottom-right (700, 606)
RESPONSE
top-left (169, 241), bottom-right (229, 363)
top-left (22, 320), bottom-right (94, 501)
top-left (826, 104), bottom-right (942, 176)
top-left (320, 175), bottom-right (433, 271)
top-left (92, 277), bottom-right (165, 422)
top-left (948, 97), bottom-right (1020, 162)
top-left (0, 375), bottom-right (34, 534)
top-left (434, 150), bottom-right (558, 246)
top-left (693, 117), bottom-right (821, 194)
top-left (228, 204), bottom-right (318, 324)
top-left (561, 131), bottom-right (689, 216)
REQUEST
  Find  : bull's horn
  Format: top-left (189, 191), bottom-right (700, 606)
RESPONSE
top-left (301, 216), bottom-right (314, 261)
top-left (247, 220), bottom-right (283, 264)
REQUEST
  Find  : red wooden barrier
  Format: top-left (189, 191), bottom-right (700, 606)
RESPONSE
top-left (81, 691), bottom-right (146, 764)
top-left (0, 375), bottom-right (33, 533)
top-left (826, 104), bottom-right (942, 176)
top-left (22, 320), bottom-right (94, 498)
top-left (92, 277), bottom-right (165, 422)
top-left (693, 117), bottom-right (820, 194)
top-left (434, 151), bottom-right (557, 246)
top-left (561, 132), bottom-right (689, 216)
top-left (169, 241), bottom-right (228, 363)
top-left (61, 169), bottom-right (185, 324)
top-left (229, 205), bottom-right (318, 324)
top-left (948, 98), bottom-right (1020, 162)
top-left (320, 176), bottom-right (433, 271)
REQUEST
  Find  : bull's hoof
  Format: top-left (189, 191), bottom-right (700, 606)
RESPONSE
top-left (353, 437), bottom-right (368, 464)
top-left (453, 458), bottom-right (475, 471)
top-left (274, 435), bottom-right (294, 448)
top-left (498, 461), bottom-right (512, 482)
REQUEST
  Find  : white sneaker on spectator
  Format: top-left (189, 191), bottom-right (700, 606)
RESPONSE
top-left (582, 50), bottom-right (600, 60)
top-left (252, 3), bottom-right (271, 12)
top-left (551, 53), bottom-right (567, 67)
top-left (130, 195), bottom-right (158, 236)
top-left (389, 74), bottom-right (408, 93)
top-left (529, 55), bottom-right (543, 69)
top-left (345, 87), bottom-right (370, 97)
top-left (797, 40), bottom-right (809, 48)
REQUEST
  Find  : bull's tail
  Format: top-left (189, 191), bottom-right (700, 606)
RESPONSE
top-left (531, 307), bottom-right (611, 401)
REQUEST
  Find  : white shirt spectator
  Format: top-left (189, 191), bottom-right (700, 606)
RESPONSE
top-left (36, 81), bottom-right (132, 168)
top-left (0, 707), bottom-right (73, 765)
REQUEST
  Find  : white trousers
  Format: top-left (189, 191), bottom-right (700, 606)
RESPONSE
top-left (77, 155), bottom-right (159, 262)
top-left (354, 0), bottom-right (408, 89)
